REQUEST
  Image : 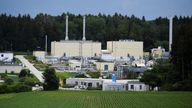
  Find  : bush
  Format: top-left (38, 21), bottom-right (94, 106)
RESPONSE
top-left (11, 71), bottom-right (15, 74)
top-left (19, 77), bottom-right (37, 86)
top-left (0, 73), bottom-right (7, 79)
top-left (43, 68), bottom-right (59, 90)
top-left (13, 84), bottom-right (32, 93)
top-left (63, 84), bottom-right (76, 88)
top-left (4, 77), bottom-right (14, 85)
top-left (86, 72), bottom-right (100, 78)
top-left (19, 69), bottom-right (30, 78)
top-left (0, 83), bottom-right (32, 94)
top-left (75, 74), bottom-right (87, 78)
top-left (0, 84), bottom-right (7, 93)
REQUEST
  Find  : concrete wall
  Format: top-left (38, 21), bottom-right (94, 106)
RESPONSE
top-left (0, 66), bottom-right (23, 73)
top-left (107, 41), bottom-right (143, 59)
top-left (51, 41), bottom-right (101, 57)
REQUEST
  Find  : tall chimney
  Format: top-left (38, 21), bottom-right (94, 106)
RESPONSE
top-left (82, 16), bottom-right (86, 41)
top-left (45, 35), bottom-right (47, 55)
top-left (169, 16), bottom-right (173, 52)
top-left (65, 15), bottom-right (69, 40)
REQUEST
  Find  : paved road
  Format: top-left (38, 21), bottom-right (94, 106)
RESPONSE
top-left (15, 55), bottom-right (44, 83)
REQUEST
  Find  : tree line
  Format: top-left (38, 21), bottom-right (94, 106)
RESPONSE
top-left (1, 12), bottom-right (189, 52)
top-left (140, 16), bottom-right (192, 90)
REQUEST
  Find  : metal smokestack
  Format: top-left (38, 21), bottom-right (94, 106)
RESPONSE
top-left (82, 16), bottom-right (86, 41)
top-left (65, 15), bottom-right (69, 40)
top-left (45, 35), bottom-right (47, 55)
top-left (169, 17), bottom-right (173, 52)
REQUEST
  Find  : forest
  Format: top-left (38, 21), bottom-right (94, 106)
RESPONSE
top-left (0, 13), bottom-right (175, 52)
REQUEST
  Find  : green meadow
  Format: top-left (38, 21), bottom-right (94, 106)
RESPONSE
top-left (0, 91), bottom-right (191, 108)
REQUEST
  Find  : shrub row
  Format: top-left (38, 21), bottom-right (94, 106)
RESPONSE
top-left (0, 83), bottom-right (31, 94)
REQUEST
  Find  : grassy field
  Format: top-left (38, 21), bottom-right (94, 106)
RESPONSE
top-left (0, 91), bottom-right (191, 108)
top-left (56, 72), bottom-right (73, 79)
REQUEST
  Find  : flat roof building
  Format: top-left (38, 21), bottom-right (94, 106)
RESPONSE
top-left (51, 40), bottom-right (101, 57)
top-left (107, 40), bottom-right (143, 59)
top-left (66, 78), bottom-right (149, 91)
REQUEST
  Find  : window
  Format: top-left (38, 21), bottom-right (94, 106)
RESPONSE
top-left (126, 84), bottom-right (128, 90)
top-left (96, 82), bottom-right (100, 87)
top-left (75, 81), bottom-right (78, 85)
top-left (130, 85), bottom-right (134, 89)
top-left (88, 83), bottom-right (92, 87)
top-left (140, 85), bottom-right (142, 90)
top-left (81, 82), bottom-right (83, 85)
top-left (104, 65), bottom-right (108, 71)
top-left (1, 54), bottom-right (4, 57)
top-left (127, 53), bottom-right (130, 57)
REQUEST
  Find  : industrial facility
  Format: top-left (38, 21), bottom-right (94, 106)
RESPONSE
top-left (31, 15), bottom-right (174, 91)
top-left (50, 15), bottom-right (143, 60)
top-left (51, 16), bottom-right (101, 58)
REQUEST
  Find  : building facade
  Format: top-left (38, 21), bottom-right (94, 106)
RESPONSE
top-left (66, 78), bottom-right (103, 88)
top-left (51, 41), bottom-right (101, 57)
top-left (33, 51), bottom-right (46, 61)
top-left (107, 40), bottom-right (143, 59)
top-left (95, 61), bottom-right (114, 72)
top-left (66, 78), bottom-right (149, 91)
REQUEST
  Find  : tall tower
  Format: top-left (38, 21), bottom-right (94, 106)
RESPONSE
top-left (65, 15), bottom-right (69, 40)
top-left (45, 35), bottom-right (47, 55)
top-left (82, 16), bottom-right (86, 41)
top-left (169, 17), bottom-right (173, 52)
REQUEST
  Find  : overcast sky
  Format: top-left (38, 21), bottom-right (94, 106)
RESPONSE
top-left (0, 0), bottom-right (191, 20)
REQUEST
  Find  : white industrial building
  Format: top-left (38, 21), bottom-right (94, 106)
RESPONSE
top-left (66, 78), bottom-right (148, 91)
top-left (0, 52), bottom-right (13, 62)
top-left (66, 78), bottom-right (103, 88)
top-left (102, 79), bottom-right (148, 91)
